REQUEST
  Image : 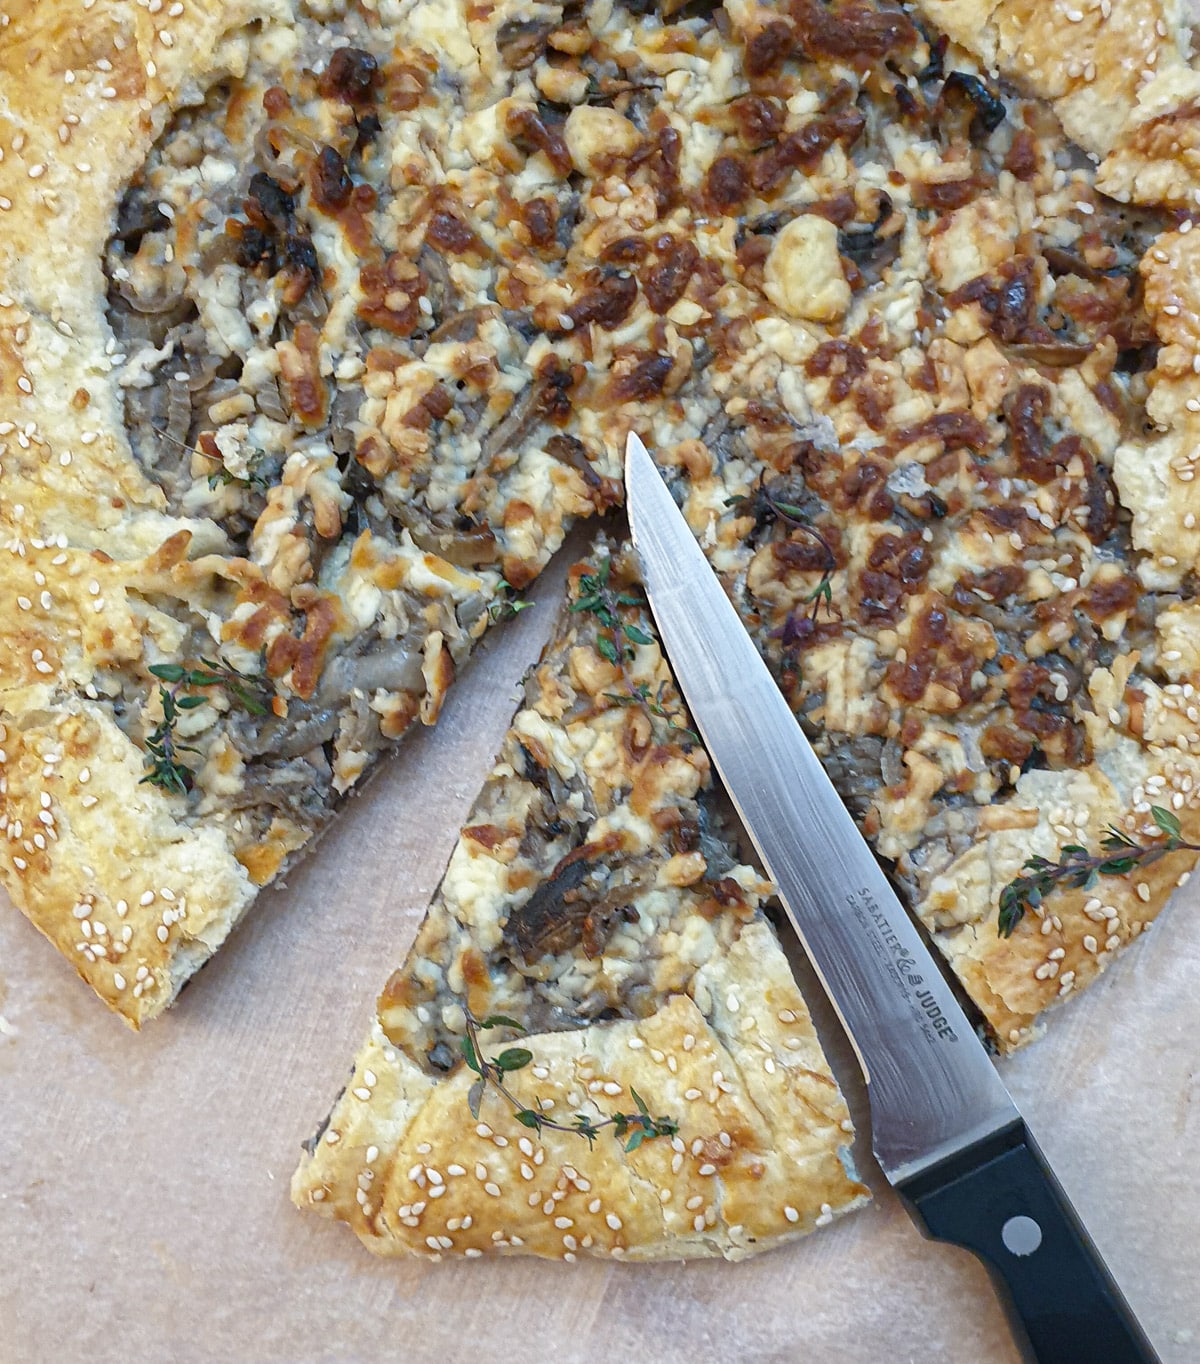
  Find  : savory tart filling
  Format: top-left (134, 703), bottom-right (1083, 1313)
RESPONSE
top-left (292, 541), bottom-right (868, 1260)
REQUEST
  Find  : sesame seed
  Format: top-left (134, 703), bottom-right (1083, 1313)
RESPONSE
top-left (363, 1068), bottom-right (377, 1087)
top-left (698, 1163), bottom-right (717, 1176)
top-left (1136, 883), bottom-right (1151, 902)
top-left (484, 1182), bottom-right (501, 1197)
top-left (554, 1216), bottom-right (572, 1229)
top-left (447, 1163), bottom-right (465, 1177)
top-left (606, 1213), bottom-right (622, 1230)
top-left (353, 1087), bottom-right (372, 1101)
top-left (784, 1206), bottom-right (799, 1223)
top-left (155, 925), bottom-right (168, 942)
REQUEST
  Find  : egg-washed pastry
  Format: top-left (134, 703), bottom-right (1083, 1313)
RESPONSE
top-left (292, 543), bottom-right (868, 1260)
top-left (3, 0), bottom-right (1200, 1044)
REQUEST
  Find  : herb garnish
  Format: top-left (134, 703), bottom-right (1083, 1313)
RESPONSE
top-left (570, 556), bottom-right (653, 666)
top-left (461, 1011), bottom-right (678, 1152)
top-left (142, 659), bottom-right (270, 794)
top-left (996, 805), bottom-right (1199, 937)
top-left (726, 479), bottom-right (836, 622)
top-left (207, 452), bottom-right (271, 491)
top-left (487, 578), bottom-right (533, 623)
top-left (604, 680), bottom-right (699, 744)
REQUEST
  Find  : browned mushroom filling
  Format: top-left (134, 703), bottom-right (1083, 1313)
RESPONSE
top-left (104, 0), bottom-right (1179, 916)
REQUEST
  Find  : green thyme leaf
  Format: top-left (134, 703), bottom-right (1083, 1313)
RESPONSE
top-left (479, 1014), bottom-right (524, 1031)
top-left (494, 1047), bottom-right (533, 1072)
top-left (459, 1036), bottom-right (481, 1074)
top-left (597, 635), bottom-right (619, 665)
top-left (1152, 805), bottom-right (1182, 839)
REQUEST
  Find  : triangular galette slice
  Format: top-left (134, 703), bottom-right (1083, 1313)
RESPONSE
top-left (292, 541), bottom-right (867, 1259)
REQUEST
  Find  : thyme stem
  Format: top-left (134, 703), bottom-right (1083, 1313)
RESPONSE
top-left (461, 1010), bottom-right (677, 1152)
top-left (996, 805), bottom-right (1199, 936)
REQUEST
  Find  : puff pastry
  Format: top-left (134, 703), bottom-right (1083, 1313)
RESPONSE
top-left (3, 0), bottom-right (1200, 1058)
top-left (292, 544), bottom-right (868, 1259)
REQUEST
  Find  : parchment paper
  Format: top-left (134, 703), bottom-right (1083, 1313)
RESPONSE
top-left (2, 545), bottom-right (1197, 1363)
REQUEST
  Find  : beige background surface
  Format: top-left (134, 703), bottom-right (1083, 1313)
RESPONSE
top-left (1, 543), bottom-right (1197, 1364)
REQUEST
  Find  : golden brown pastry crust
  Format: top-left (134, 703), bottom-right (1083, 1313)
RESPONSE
top-left (0, 0), bottom-right (284, 1023)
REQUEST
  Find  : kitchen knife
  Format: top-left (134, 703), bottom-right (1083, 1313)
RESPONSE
top-left (624, 431), bottom-right (1159, 1364)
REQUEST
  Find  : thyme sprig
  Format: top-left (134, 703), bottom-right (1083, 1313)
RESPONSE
top-left (726, 479), bottom-right (836, 622)
top-left (996, 805), bottom-right (1199, 937)
top-left (604, 680), bottom-right (699, 744)
top-left (570, 556), bottom-right (653, 666)
top-left (208, 452), bottom-right (271, 491)
top-left (141, 659), bottom-right (270, 794)
top-left (461, 1011), bottom-right (678, 1152)
top-left (152, 423), bottom-right (271, 491)
top-left (488, 577), bottom-right (533, 623)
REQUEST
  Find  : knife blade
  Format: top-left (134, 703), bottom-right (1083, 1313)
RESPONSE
top-left (625, 431), bottom-right (1158, 1364)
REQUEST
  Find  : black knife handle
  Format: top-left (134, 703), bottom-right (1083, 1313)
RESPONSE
top-left (897, 1120), bottom-right (1159, 1364)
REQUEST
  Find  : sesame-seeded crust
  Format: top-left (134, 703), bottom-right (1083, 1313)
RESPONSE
top-left (913, 0), bottom-right (1200, 160)
top-left (292, 548), bottom-right (867, 1260)
top-left (0, 0), bottom-right (288, 1023)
